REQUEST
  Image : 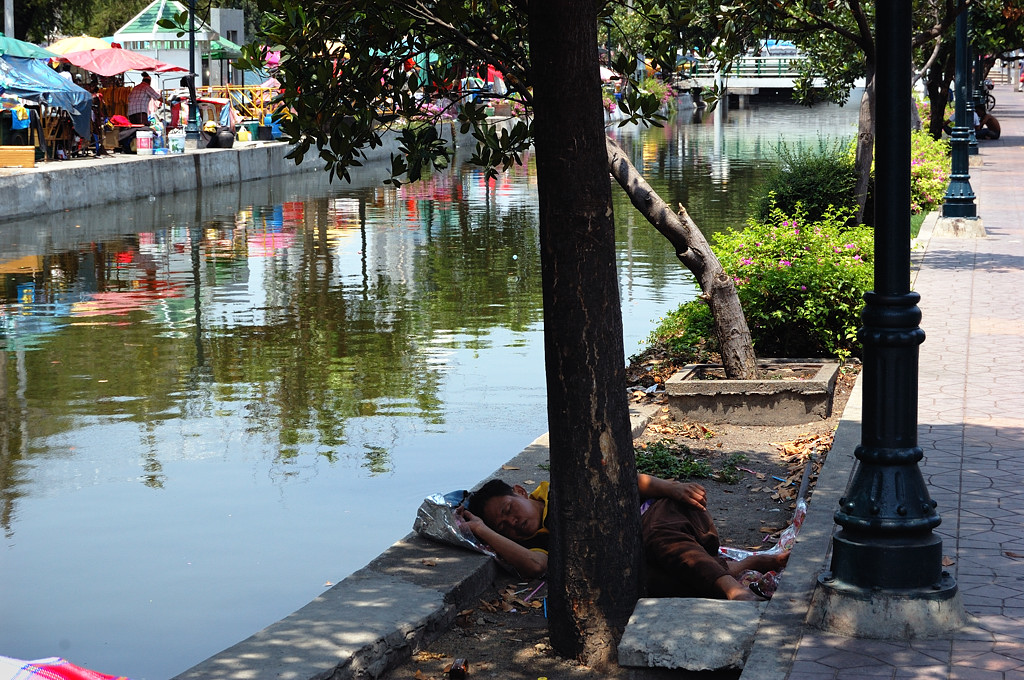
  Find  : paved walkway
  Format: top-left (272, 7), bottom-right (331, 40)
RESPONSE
top-left (755, 83), bottom-right (1024, 680)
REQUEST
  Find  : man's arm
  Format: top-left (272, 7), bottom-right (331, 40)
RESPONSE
top-left (458, 508), bottom-right (548, 578)
top-left (637, 473), bottom-right (707, 509)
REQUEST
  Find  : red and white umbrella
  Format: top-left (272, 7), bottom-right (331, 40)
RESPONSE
top-left (57, 47), bottom-right (186, 77)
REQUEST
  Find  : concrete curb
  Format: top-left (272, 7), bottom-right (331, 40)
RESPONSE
top-left (737, 376), bottom-right (862, 680)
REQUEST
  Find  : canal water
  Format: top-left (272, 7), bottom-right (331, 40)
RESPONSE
top-left (0, 98), bottom-right (859, 680)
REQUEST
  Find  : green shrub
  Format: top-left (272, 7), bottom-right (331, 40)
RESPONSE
top-left (649, 203), bottom-right (874, 361)
top-left (749, 139), bottom-right (858, 223)
top-left (910, 129), bottom-right (950, 214)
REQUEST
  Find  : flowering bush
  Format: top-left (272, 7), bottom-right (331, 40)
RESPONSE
top-left (602, 90), bottom-right (618, 113)
top-left (640, 77), bottom-right (675, 107)
top-left (649, 204), bottom-right (874, 362)
top-left (910, 129), bottom-right (950, 214)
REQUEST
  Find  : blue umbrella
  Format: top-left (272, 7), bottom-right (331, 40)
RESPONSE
top-left (0, 56), bottom-right (93, 138)
top-left (0, 57), bottom-right (16, 92)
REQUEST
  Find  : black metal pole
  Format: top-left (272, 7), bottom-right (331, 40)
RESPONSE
top-left (828, 0), bottom-right (948, 591)
top-left (942, 2), bottom-right (977, 218)
top-left (968, 8), bottom-right (979, 155)
top-left (185, 0), bottom-right (199, 145)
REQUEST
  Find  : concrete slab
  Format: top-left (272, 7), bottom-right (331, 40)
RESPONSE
top-left (619, 599), bottom-right (767, 671)
top-left (665, 360), bottom-right (839, 425)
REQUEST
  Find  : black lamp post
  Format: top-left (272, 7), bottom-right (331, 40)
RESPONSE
top-left (185, 0), bottom-right (200, 146)
top-left (942, 2), bottom-right (977, 218)
top-left (823, 0), bottom-right (957, 606)
top-left (968, 8), bottom-right (979, 155)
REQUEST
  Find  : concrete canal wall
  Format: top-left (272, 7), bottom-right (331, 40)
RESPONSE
top-left (0, 132), bottom-right (415, 223)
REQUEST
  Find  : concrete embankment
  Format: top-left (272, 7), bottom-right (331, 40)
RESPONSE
top-left (0, 132), bottom-right (414, 223)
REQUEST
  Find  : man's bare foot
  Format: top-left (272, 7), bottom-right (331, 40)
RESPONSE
top-left (728, 551), bottom-right (789, 577)
top-left (714, 574), bottom-right (767, 600)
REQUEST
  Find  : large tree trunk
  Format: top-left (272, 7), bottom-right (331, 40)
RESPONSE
top-left (853, 65), bottom-right (876, 225)
top-left (528, 0), bottom-right (643, 669)
top-left (605, 137), bottom-right (758, 379)
top-left (926, 46), bottom-right (956, 140)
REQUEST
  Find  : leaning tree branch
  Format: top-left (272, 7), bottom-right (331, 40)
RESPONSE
top-left (605, 135), bottom-right (758, 379)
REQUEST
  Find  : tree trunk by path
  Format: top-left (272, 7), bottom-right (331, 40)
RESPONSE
top-left (854, 68), bottom-right (876, 225)
top-left (605, 136), bottom-right (758, 380)
top-left (528, 0), bottom-right (643, 669)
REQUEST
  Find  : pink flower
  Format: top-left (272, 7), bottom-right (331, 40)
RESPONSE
top-left (780, 259), bottom-right (792, 267)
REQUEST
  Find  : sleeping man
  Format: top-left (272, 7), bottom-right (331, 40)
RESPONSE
top-left (459, 473), bottom-right (788, 600)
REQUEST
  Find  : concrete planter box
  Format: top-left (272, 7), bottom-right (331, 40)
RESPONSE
top-left (664, 358), bottom-right (840, 425)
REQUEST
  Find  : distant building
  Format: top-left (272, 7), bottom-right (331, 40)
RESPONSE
top-left (113, 0), bottom-right (242, 87)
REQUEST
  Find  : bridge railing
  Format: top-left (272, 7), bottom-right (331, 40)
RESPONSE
top-left (687, 55), bottom-right (804, 79)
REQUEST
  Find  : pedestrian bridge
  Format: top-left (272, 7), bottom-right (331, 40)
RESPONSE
top-left (679, 55), bottom-right (827, 91)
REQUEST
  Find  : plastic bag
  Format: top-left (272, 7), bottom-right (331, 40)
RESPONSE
top-left (413, 490), bottom-right (496, 557)
top-left (718, 496), bottom-right (807, 562)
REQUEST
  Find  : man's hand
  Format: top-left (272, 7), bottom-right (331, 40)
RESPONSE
top-left (455, 507), bottom-right (547, 578)
top-left (667, 481), bottom-right (707, 509)
top-left (637, 473), bottom-right (708, 509)
top-left (456, 507), bottom-right (487, 536)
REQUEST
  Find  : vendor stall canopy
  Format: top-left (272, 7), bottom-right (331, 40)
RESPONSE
top-left (0, 35), bottom-right (58, 59)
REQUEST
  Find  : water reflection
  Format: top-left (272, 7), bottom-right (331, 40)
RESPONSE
top-left (0, 99), bottom-right (858, 680)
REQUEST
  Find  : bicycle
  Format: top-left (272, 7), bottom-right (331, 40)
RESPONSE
top-left (984, 78), bottom-right (996, 111)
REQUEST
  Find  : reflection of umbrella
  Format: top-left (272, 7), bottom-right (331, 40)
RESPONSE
top-left (0, 35), bottom-right (58, 59)
top-left (47, 35), bottom-right (114, 54)
top-left (57, 47), bottom-right (186, 77)
top-left (70, 286), bottom-right (185, 317)
top-left (247, 232), bottom-right (296, 257)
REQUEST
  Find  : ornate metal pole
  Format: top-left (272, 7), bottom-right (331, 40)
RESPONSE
top-left (813, 0), bottom-right (963, 637)
top-left (185, 0), bottom-right (200, 147)
top-left (942, 2), bottom-right (977, 218)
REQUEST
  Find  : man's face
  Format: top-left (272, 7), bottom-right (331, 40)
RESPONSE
top-left (481, 486), bottom-right (542, 541)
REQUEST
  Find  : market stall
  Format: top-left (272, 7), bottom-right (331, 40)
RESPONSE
top-left (0, 55), bottom-right (92, 158)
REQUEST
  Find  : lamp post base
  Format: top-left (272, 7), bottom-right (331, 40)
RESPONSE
top-left (809, 572), bottom-right (968, 639)
top-left (934, 216), bottom-right (985, 238)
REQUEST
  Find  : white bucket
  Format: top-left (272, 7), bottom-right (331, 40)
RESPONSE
top-left (136, 129), bottom-right (154, 155)
top-left (168, 131), bottom-right (185, 154)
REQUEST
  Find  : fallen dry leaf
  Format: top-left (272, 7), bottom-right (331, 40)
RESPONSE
top-left (942, 555), bottom-right (956, 566)
top-left (501, 465), bottom-right (519, 470)
top-left (1004, 551), bottom-right (1024, 559)
top-left (421, 559), bottom-right (437, 567)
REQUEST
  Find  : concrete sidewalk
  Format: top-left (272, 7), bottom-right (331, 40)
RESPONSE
top-left (740, 83), bottom-right (1024, 680)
